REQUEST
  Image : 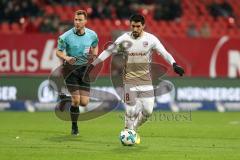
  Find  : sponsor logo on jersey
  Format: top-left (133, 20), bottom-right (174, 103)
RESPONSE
top-left (143, 41), bottom-right (148, 47)
top-left (128, 52), bottom-right (146, 56)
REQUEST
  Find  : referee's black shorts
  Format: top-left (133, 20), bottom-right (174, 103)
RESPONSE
top-left (62, 64), bottom-right (90, 92)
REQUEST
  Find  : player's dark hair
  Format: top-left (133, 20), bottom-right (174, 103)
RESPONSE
top-left (129, 14), bottom-right (145, 25)
top-left (75, 10), bottom-right (87, 19)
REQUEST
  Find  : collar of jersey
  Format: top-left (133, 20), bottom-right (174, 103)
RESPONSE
top-left (73, 27), bottom-right (86, 36)
top-left (130, 31), bottom-right (145, 40)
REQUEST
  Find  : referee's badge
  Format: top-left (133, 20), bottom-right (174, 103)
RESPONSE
top-left (85, 47), bottom-right (90, 53)
top-left (143, 41), bottom-right (148, 47)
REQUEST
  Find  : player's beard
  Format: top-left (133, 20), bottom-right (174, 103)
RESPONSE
top-left (132, 31), bottom-right (140, 39)
top-left (75, 25), bottom-right (82, 30)
top-left (75, 25), bottom-right (84, 34)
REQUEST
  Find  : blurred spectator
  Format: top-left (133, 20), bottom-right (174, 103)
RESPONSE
top-left (168, 0), bottom-right (182, 20)
top-left (24, 17), bottom-right (39, 33)
top-left (0, 1), bottom-right (4, 23)
top-left (186, 23), bottom-right (199, 37)
top-left (220, 0), bottom-right (234, 17)
top-left (43, 0), bottom-right (80, 5)
top-left (208, 0), bottom-right (234, 18)
top-left (3, 1), bottom-right (22, 23)
top-left (139, 0), bottom-right (155, 5)
top-left (21, 0), bottom-right (42, 17)
top-left (1, 0), bottom-right (42, 23)
top-left (58, 22), bottom-right (72, 34)
top-left (153, 4), bottom-right (167, 20)
top-left (90, 3), bottom-right (101, 18)
top-left (116, 1), bottom-right (136, 19)
top-left (0, 0), bottom-right (238, 37)
top-left (101, 0), bottom-right (113, 19)
top-left (90, 1), bottom-right (112, 19)
top-left (39, 15), bottom-right (59, 34)
top-left (199, 23), bottom-right (211, 38)
top-left (153, 0), bottom-right (182, 21)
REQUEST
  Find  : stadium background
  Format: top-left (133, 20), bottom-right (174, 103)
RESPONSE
top-left (0, 0), bottom-right (239, 111)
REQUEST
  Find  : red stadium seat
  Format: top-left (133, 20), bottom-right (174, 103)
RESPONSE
top-left (1, 0), bottom-right (239, 38)
top-left (54, 5), bottom-right (64, 14)
top-left (45, 5), bottom-right (54, 15)
top-left (0, 23), bottom-right (11, 34)
top-left (11, 23), bottom-right (23, 34)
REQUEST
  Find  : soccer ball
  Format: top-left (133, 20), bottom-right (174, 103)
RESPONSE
top-left (119, 129), bottom-right (137, 146)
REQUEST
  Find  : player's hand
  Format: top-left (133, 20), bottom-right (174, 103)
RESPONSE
top-left (173, 63), bottom-right (184, 76)
top-left (65, 56), bottom-right (76, 65)
top-left (87, 54), bottom-right (97, 63)
top-left (82, 64), bottom-right (95, 83)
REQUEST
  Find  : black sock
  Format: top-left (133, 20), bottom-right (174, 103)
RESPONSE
top-left (70, 106), bottom-right (79, 126)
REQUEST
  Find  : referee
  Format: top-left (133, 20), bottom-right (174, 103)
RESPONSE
top-left (56, 10), bottom-right (98, 135)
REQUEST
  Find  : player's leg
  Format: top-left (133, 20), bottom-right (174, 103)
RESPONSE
top-left (69, 88), bottom-right (81, 135)
top-left (68, 81), bottom-right (89, 136)
top-left (57, 93), bottom-right (71, 112)
top-left (132, 99), bottom-right (143, 144)
top-left (124, 84), bottom-right (137, 130)
top-left (78, 89), bottom-right (90, 113)
top-left (129, 90), bottom-right (154, 145)
top-left (57, 64), bottom-right (75, 111)
top-left (133, 85), bottom-right (155, 130)
top-left (133, 99), bottom-right (143, 130)
top-left (79, 91), bottom-right (90, 106)
top-left (125, 104), bottom-right (137, 130)
top-left (79, 68), bottom-right (91, 111)
top-left (64, 67), bottom-right (82, 135)
top-left (134, 97), bottom-right (154, 130)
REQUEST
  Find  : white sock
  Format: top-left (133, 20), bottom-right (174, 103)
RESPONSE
top-left (125, 114), bottom-right (135, 130)
top-left (134, 97), bottom-right (154, 130)
top-left (124, 104), bottom-right (137, 130)
top-left (134, 111), bottom-right (149, 130)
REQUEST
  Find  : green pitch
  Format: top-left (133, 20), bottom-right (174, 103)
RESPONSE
top-left (0, 111), bottom-right (240, 160)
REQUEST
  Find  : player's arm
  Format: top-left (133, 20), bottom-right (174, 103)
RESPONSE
top-left (84, 37), bottom-right (123, 81)
top-left (91, 34), bottom-right (124, 67)
top-left (89, 32), bottom-right (99, 62)
top-left (83, 42), bottom-right (117, 79)
top-left (92, 49), bottom-right (112, 66)
top-left (82, 46), bottom-right (113, 82)
top-left (91, 39), bottom-right (124, 66)
top-left (90, 44), bottom-right (98, 60)
top-left (56, 37), bottom-right (76, 65)
top-left (153, 37), bottom-right (184, 76)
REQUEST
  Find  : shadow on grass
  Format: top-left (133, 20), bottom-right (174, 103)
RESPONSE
top-left (46, 135), bottom-right (148, 152)
top-left (46, 134), bottom-right (116, 145)
top-left (18, 129), bottom-right (65, 135)
top-left (45, 135), bottom-right (86, 143)
top-left (111, 145), bottom-right (149, 154)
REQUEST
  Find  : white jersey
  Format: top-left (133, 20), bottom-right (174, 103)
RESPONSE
top-left (93, 31), bottom-right (176, 85)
